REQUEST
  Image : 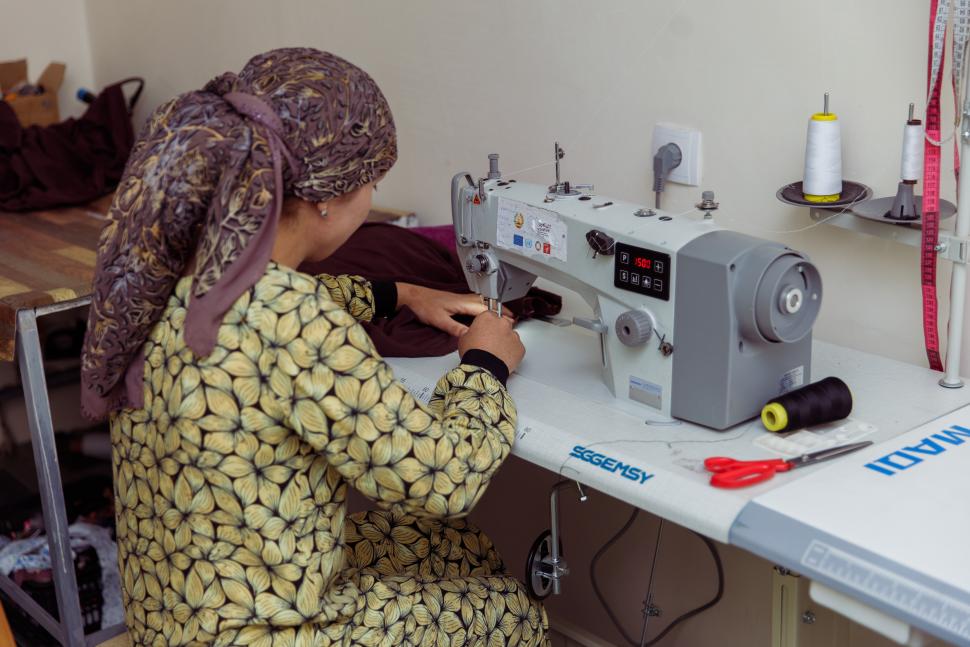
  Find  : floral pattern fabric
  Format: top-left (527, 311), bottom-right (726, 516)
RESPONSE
top-left (110, 262), bottom-right (548, 646)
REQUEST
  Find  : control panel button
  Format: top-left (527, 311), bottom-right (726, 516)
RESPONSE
top-left (619, 251), bottom-right (630, 264)
top-left (642, 276), bottom-right (652, 289)
top-left (619, 270), bottom-right (629, 282)
top-left (653, 279), bottom-right (663, 292)
top-left (630, 273), bottom-right (640, 286)
top-left (654, 261), bottom-right (664, 273)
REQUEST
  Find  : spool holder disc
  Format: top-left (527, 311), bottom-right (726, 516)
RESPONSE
top-left (776, 180), bottom-right (872, 208)
top-left (851, 195), bottom-right (956, 226)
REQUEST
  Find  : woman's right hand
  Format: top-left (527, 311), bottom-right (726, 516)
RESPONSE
top-left (459, 311), bottom-right (525, 373)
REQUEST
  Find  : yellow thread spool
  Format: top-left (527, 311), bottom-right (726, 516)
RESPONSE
top-left (761, 377), bottom-right (853, 433)
top-left (761, 402), bottom-right (789, 432)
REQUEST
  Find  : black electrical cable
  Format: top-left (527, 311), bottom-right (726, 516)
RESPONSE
top-left (590, 508), bottom-right (641, 645)
top-left (590, 508), bottom-right (725, 646)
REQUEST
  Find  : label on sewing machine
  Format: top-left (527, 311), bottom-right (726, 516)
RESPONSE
top-left (496, 198), bottom-right (568, 262)
top-left (629, 375), bottom-right (662, 409)
top-left (780, 365), bottom-right (804, 392)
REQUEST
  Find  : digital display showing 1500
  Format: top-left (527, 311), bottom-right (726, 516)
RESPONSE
top-left (614, 242), bottom-right (670, 301)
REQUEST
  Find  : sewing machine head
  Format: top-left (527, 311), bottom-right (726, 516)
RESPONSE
top-left (451, 145), bottom-right (823, 430)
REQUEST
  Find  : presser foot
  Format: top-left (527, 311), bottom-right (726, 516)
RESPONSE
top-left (483, 296), bottom-right (503, 318)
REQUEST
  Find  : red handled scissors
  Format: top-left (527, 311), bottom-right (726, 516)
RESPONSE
top-left (704, 441), bottom-right (873, 489)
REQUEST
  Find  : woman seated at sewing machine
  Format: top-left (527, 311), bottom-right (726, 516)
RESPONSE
top-left (80, 47), bottom-right (544, 646)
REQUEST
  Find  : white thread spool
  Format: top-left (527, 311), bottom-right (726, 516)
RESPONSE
top-left (802, 93), bottom-right (843, 202)
top-left (900, 120), bottom-right (923, 182)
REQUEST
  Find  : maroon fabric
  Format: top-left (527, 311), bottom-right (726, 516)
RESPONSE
top-left (409, 224), bottom-right (457, 250)
top-left (0, 80), bottom-right (137, 211)
top-left (299, 223), bottom-right (562, 357)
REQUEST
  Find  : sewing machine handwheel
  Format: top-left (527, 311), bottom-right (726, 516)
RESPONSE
top-left (525, 529), bottom-right (561, 600)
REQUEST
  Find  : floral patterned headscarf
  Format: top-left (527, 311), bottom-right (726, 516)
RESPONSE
top-left (81, 48), bottom-right (397, 419)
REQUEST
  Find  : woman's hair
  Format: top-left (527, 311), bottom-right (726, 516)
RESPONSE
top-left (81, 48), bottom-right (396, 419)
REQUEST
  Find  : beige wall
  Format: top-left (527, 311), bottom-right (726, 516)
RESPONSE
top-left (0, 0), bottom-right (95, 119)
top-left (83, 0), bottom-right (968, 373)
top-left (16, 0), bottom-right (958, 644)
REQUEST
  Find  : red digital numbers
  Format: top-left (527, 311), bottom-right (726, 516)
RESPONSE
top-left (634, 257), bottom-right (651, 269)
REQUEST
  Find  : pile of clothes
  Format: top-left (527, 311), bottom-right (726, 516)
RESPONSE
top-left (0, 79), bottom-right (141, 211)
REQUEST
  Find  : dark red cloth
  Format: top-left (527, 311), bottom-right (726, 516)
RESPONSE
top-left (0, 79), bottom-right (140, 211)
top-left (299, 223), bottom-right (562, 357)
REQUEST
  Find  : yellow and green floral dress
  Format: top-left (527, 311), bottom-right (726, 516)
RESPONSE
top-left (111, 261), bottom-right (548, 646)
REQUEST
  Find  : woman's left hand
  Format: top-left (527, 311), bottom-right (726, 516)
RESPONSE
top-left (396, 283), bottom-right (498, 337)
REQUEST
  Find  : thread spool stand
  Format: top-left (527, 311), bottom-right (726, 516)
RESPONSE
top-left (778, 100), bottom-right (970, 390)
top-left (783, 101), bottom-right (960, 259)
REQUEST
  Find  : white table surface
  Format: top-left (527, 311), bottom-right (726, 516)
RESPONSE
top-left (386, 285), bottom-right (970, 645)
top-left (388, 312), bottom-right (970, 542)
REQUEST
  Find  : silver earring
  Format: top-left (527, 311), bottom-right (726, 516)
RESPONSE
top-left (319, 208), bottom-right (328, 218)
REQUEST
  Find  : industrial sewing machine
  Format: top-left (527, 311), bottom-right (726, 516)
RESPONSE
top-left (452, 145), bottom-right (823, 429)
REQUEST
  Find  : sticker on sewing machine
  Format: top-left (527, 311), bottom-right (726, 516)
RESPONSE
top-left (628, 375), bottom-right (662, 409)
top-left (780, 365), bottom-right (805, 393)
top-left (496, 198), bottom-right (567, 262)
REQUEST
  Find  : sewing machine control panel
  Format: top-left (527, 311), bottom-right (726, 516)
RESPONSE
top-left (614, 242), bottom-right (671, 301)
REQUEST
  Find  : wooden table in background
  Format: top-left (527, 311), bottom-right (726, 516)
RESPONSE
top-left (0, 196), bottom-right (109, 361)
top-left (0, 201), bottom-right (418, 360)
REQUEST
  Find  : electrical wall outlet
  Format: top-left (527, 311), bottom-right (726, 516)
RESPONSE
top-left (652, 123), bottom-right (702, 186)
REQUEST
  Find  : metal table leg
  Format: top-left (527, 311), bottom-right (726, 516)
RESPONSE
top-left (12, 307), bottom-right (86, 647)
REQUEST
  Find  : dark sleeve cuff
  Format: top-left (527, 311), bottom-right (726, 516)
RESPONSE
top-left (460, 349), bottom-right (510, 387)
top-left (371, 281), bottom-right (398, 318)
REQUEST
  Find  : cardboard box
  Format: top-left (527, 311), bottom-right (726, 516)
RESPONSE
top-left (0, 59), bottom-right (65, 127)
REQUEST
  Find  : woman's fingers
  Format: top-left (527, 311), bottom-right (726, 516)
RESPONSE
top-left (432, 312), bottom-right (470, 337)
top-left (401, 287), bottom-right (519, 336)
top-left (450, 293), bottom-right (489, 316)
